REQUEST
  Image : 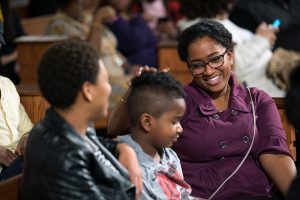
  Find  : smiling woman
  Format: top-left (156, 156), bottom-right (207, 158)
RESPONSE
top-left (173, 19), bottom-right (296, 200)
top-left (106, 19), bottom-right (297, 200)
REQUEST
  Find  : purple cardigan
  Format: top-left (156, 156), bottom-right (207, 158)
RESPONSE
top-left (173, 75), bottom-right (291, 200)
top-left (105, 14), bottom-right (158, 68)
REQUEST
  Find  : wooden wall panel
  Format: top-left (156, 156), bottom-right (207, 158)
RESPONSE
top-left (16, 36), bottom-right (65, 84)
top-left (17, 85), bottom-right (108, 129)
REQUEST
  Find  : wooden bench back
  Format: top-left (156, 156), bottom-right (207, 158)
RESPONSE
top-left (0, 174), bottom-right (22, 200)
top-left (21, 15), bottom-right (54, 35)
top-left (273, 98), bottom-right (297, 160)
top-left (16, 84), bottom-right (108, 129)
top-left (16, 35), bottom-right (65, 84)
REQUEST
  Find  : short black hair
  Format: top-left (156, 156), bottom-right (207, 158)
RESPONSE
top-left (179, 0), bottom-right (235, 19)
top-left (286, 66), bottom-right (300, 132)
top-left (177, 19), bottom-right (234, 62)
top-left (38, 39), bottom-right (100, 109)
top-left (127, 71), bottom-right (185, 126)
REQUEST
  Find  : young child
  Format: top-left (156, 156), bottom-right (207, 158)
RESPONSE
top-left (118, 71), bottom-right (196, 200)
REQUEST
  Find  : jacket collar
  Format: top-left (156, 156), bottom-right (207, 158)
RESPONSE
top-left (44, 107), bottom-right (95, 148)
top-left (44, 108), bottom-right (131, 179)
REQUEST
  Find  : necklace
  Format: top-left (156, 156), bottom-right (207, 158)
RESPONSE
top-left (213, 85), bottom-right (231, 112)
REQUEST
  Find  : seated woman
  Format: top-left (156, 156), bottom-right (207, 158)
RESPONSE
top-left (98, 0), bottom-right (158, 69)
top-left (107, 20), bottom-right (296, 200)
top-left (22, 39), bottom-right (142, 199)
top-left (132, 0), bottom-right (178, 40)
top-left (177, 0), bottom-right (284, 97)
top-left (46, 0), bottom-right (130, 109)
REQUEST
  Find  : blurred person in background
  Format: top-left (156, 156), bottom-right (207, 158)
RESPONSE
top-left (0, 0), bottom-right (25, 84)
top-left (47, 0), bottom-right (132, 109)
top-left (98, 0), bottom-right (158, 70)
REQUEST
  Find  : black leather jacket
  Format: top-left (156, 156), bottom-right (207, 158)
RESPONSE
top-left (23, 108), bottom-right (135, 200)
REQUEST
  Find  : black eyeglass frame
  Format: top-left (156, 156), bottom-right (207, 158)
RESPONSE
top-left (187, 49), bottom-right (228, 75)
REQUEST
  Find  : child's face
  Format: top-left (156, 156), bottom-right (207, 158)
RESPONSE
top-left (150, 98), bottom-right (186, 149)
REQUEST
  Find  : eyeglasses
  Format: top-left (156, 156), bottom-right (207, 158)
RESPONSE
top-left (188, 49), bottom-right (228, 75)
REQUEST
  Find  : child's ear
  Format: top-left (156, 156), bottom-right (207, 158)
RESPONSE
top-left (139, 113), bottom-right (153, 133)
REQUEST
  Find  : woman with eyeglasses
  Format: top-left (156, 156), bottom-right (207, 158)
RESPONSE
top-left (106, 19), bottom-right (296, 200)
top-left (172, 20), bottom-right (296, 200)
top-left (177, 0), bottom-right (284, 98)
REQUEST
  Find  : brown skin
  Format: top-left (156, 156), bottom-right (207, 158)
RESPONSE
top-left (106, 0), bottom-right (132, 13)
top-left (56, 61), bottom-right (143, 199)
top-left (107, 36), bottom-right (296, 198)
top-left (59, 0), bottom-right (117, 51)
top-left (131, 98), bottom-right (186, 163)
top-left (187, 36), bottom-right (233, 111)
top-left (255, 22), bottom-right (278, 47)
top-left (259, 154), bottom-right (296, 196)
top-left (187, 36), bottom-right (296, 196)
top-left (15, 134), bottom-right (29, 156)
top-left (0, 146), bottom-right (16, 167)
top-left (0, 132), bottom-right (30, 167)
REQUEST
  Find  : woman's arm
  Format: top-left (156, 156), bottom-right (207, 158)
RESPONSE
top-left (253, 89), bottom-right (297, 196)
top-left (87, 6), bottom-right (117, 51)
top-left (106, 66), bottom-right (160, 137)
top-left (259, 153), bottom-right (296, 196)
top-left (106, 88), bottom-right (131, 137)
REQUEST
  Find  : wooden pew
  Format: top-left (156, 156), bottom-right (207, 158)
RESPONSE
top-left (21, 15), bottom-right (54, 35)
top-left (0, 174), bottom-right (22, 200)
top-left (16, 84), bottom-right (108, 129)
top-left (157, 40), bottom-right (191, 85)
top-left (273, 98), bottom-right (297, 161)
top-left (15, 35), bottom-right (65, 84)
top-left (158, 41), bottom-right (297, 161)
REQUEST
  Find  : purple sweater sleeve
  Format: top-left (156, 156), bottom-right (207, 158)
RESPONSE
top-left (252, 88), bottom-right (292, 158)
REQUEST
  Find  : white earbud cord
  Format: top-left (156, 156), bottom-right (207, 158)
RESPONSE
top-left (208, 88), bottom-right (257, 200)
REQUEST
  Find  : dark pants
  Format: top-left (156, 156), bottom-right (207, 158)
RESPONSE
top-left (0, 156), bottom-right (23, 181)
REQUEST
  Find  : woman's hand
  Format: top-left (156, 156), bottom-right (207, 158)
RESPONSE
top-left (117, 143), bottom-right (143, 200)
top-left (135, 65), bottom-right (169, 76)
top-left (15, 133), bottom-right (29, 156)
top-left (0, 145), bottom-right (16, 167)
top-left (255, 22), bottom-right (278, 46)
top-left (106, 66), bottom-right (169, 137)
top-left (94, 5), bottom-right (117, 23)
top-left (157, 20), bottom-right (178, 39)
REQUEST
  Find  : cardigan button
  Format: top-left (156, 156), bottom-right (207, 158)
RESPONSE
top-left (243, 136), bottom-right (250, 143)
top-left (212, 114), bottom-right (220, 119)
top-left (231, 109), bottom-right (238, 116)
top-left (219, 141), bottom-right (227, 149)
